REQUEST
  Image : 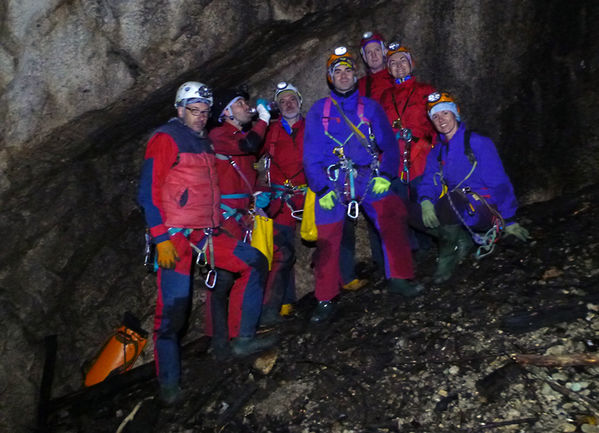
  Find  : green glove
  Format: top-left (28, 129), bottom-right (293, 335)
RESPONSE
top-left (372, 177), bottom-right (391, 194)
top-left (156, 240), bottom-right (180, 269)
top-left (421, 199), bottom-right (440, 228)
top-left (318, 190), bottom-right (337, 210)
top-left (504, 223), bottom-right (530, 242)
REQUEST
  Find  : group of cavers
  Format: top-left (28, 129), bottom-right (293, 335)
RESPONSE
top-left (137, 31), bottom-right (531, 405)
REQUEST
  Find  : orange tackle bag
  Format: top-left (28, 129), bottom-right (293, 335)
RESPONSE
top-left (84, 312), bottom-right (148, 387)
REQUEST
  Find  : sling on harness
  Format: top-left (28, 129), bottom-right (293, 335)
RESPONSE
top-left (215, 152), bottom-right (254, 228)
top-left (321, 96), bottom-right (381, 219)
top-left (435, 130), bottom-right (505, 259)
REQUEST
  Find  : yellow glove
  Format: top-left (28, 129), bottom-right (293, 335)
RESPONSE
top-left (318, 191), bottom-right (337, 210)
top-left (504, 223), bottom-right (531, 242)
top-left (372, 177), bottom-right (391, 194)
top-left (421, 199), bottom-right (440, 228)
top-left (156, 240), bottom-right (180, 269)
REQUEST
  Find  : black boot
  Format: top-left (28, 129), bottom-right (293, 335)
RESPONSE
top-left (231, 334), bottom-right (278, 358)
top-left (310, 300), bottom-right (336, 323)
top-left (387, 278), bottom-right (424, 297)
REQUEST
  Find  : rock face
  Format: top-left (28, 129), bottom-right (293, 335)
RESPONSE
top-left (0, 1), bottom-right (598, 431)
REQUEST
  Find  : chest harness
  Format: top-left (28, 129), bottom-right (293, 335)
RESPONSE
top-left (322, 96), bottom-right (381, 219)
top-left (435, 130), bottom-right (505, 259)
top-left (263, 123), bottom-right (306, 221)
top-left (390, 85), bottom-right (417, 184)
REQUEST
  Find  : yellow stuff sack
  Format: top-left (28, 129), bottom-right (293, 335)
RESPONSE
top-left (251, 213), bottom-right (274, 270)
top-left (300, 188), bottom-right (318, 242)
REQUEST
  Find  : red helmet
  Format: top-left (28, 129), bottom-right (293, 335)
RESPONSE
top-left (360, 31), bottom-right (387, 60)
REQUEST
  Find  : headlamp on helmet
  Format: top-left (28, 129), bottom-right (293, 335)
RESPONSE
top-left (327, 46), bottom-right (356, 83)
top-left (174, 81), bottom-right (213, 108)
top-left (274, 81), bottom-right (303, 106)
top-left (360, 31), bottom-right (387, 60)
top-left (426, 92), bottom-right (461, 121)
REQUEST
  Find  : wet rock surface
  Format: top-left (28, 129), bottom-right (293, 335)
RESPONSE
top-left (46, 185), bottom-right (599, 433)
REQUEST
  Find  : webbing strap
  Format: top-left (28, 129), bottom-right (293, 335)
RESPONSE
top-left (215, 153), bottom-right (254, 194)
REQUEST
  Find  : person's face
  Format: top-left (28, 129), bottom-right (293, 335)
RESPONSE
top-left (387, 52), bottom-right (412, 79)
top-left (178, 101), bottom-right (210, 133)
top-left (431, 110), bottom-right (459, 138)
top-left (277, 92), bottom-right (300, 120)
top-left (364, 43), bottom-right (384, 72)
top-left (332, 64), bottom-right (356, 93)
top-left (227, 97), bottom-right (252, 125)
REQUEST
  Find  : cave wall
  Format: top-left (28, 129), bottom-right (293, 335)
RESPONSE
top-left (1, 1), bottom-right (598, 431)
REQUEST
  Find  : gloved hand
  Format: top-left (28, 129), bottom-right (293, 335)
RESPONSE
top-left (156, 240), bottom-right (180, 269)
top-left (318, 190), bottom-right (337, 210)
top-left (256, 101), bottom-right (271, 124)
top-left (421, 199), bottom-right (440, 228)
top-left (504, 222), bottom-right (531, 242)
top-left (254, 191), bottom-right (272, 208)
top-left (372, 177), bottom-right (391, 194)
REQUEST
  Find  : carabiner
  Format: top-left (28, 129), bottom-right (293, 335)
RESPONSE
top-left (347, 200), bottom-right (359, 219)
top-left (196, 251), bottom-right (207, 266)
top-left (291, 209), bottom-right (304, 221)
top-left (327, 164), bottom-right (339, 181)
top-left (205, 269), bottom-right (217, 289)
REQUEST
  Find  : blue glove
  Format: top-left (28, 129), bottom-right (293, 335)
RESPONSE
top-left (372, 177), bottom-right (391, 194)
top-left (318, 191), bottom-right (337, 210)
top-left (254, 191), bottom-right (271, 209)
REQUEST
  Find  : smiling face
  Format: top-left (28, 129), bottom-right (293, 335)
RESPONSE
top-left (363, 42), bottom-right (385, 72)
top-left (431, 110), bottom-right (459, 139)
top-left (177, 101), bottom-right (210, 133)
top-left (387, 52), bottom-right (412, 79)
top-left (332, 64), bottom-right (356, 93)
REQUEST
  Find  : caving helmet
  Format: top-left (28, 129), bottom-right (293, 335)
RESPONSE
top-left (174, 81), bottom-right (213, 108)
top-left (386, 42), bottom-right (413, 69)
top-left (360, 31), bottom-right (387, 61)
top-left (326, 46), bottom-right (356, 85)
top-left (274, 81), bottom-right (303, 107)
top-left (426, 92), bottom-right (461, 121)
top-left (211, 87), bottom-right (250, 121)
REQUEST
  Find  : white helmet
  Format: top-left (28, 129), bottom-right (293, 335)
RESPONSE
top-left (274, 81), bottom-right (302, 107)
top-left (174, 81), bottom-right (213, 108)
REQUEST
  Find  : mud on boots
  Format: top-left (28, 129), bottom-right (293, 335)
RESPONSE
top-left (231, 333), bottom-right (278, 358)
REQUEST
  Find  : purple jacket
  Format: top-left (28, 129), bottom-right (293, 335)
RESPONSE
top-left (303, 88), bottom-right (398, 198)
top-left (418, 123), bottom-right (518, 222)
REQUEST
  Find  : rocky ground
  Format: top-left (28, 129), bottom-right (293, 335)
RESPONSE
top-left (46, 185), bottom-right (599, 433)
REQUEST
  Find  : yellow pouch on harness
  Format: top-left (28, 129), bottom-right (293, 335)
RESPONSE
top-left (300, 188), bottom-right (318, 242)
top-left (251, 214), bottom-right (274, 270)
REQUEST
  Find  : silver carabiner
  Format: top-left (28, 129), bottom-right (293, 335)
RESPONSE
top-left (196, 251), bottom-right (207, 266)
top-left (347, 200), bottom-right (359, 219)
top-left (291, 209), bottom-right (304, 221)
top-left (205, 269), bottom-right (217, 289)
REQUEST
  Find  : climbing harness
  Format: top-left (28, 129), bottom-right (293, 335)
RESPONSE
top-left (435, 130), bottom-right (505, 259)
top-left (321, 96), bottom-right (381, 219)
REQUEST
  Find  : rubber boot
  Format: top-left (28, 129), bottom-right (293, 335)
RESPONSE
top-left (231, 334), bottom-right (279, 358)
top-left (433, 225), bottom-right (473, 284)
top-left (387, 278), bottom-right (424, 297)
top-left (259, 306), bottom-right (284, 327)
top-left (310, 300), bottom-right (336, 323)
top-left (209, 269), bottom-right (235, 361)
top-left (159, 384), bottom-right (182, 407)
